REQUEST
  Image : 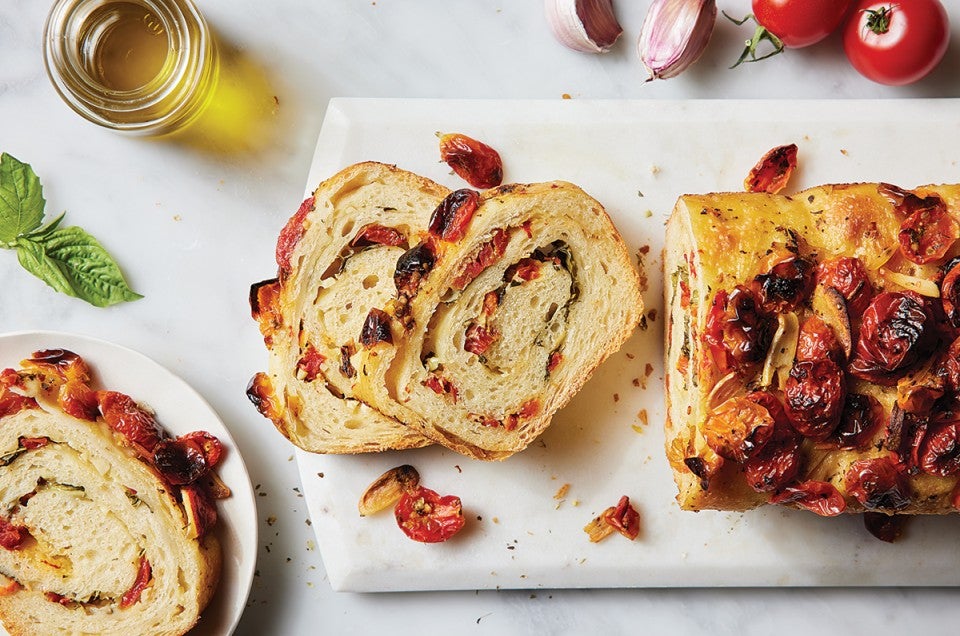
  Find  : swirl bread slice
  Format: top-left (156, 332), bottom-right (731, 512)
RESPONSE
top-left (248, 162), bottom-right (448, 453)
top-left (0, 350), bottom-right (221, 636)
top-left (355, 182), bottom-right (644, 460)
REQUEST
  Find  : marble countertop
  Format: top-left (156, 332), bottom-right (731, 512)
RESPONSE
top-left (2, 1), bottom-right (959, 634)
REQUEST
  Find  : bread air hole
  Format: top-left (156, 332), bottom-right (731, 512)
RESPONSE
top-left (344, 419), bottom-right (363, 430)
top-left (340, 219), bottom-right (356, 237)
top-left (362, 274), bottom-right (379, 289)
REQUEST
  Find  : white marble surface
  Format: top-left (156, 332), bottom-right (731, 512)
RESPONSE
top-left (2, 0), bottom-right (960, 634)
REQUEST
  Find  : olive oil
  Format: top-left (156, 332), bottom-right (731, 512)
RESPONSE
top-left (44, 0), bottom-right (218, 134)
top-left (82, 2), bottom-right (170, 92)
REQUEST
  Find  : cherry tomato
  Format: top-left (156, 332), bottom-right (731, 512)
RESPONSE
top-left (784, 359), bottom-right (846, 441)
top-left (843, 0), bottom-right (950, 86)
top-left (753, 256), bottom-right (814, 313)
top-left (744, 143), bottom-right (798, 194)
top-left (439, 133), bottom-right (503, 190)
top-left (796, 315), bottom-right (844, 365)
top-left (602, 495), bottom-right (641, 541)
top-left (395, 486), bottom-right (465, 543)
top-left (770, 480), bottom-right (847, 516)
top-left (753, 0), bottom-right (854, 48)
top-left (816, 256), bottom-right (873, 317)
top-left (848, 291), bottom-right (931, 385)
top-left (703, 286), bottom-right (774, 375)
top-left (845, 456), bottom-right (912, 512)
top-left (897, 195), bottom-right (957, 264)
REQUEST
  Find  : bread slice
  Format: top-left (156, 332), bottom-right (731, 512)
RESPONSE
top-left (0, 351), bottom-right (220, 636)
top-left (356, 181), bottom-right (644, 460)
top-left (664, 182), bottom-right (960, 516)
top-left (248, 162), bottom-right (447, 453)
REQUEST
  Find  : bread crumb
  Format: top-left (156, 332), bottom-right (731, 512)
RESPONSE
top-left (172, 214), bottom-right (182, 222)
top-left (306, 540), bottom-right (315, 551)
top-left (562, 93), bottom-right (572, 99)
top-left (492, 517), bottom-right (500, 524)
top-left (554, 483), bottom-right (570, 499)
top-left (651, 165), bottom-right (661, 176)
top-left (637, 409), bottom-right (648, 426)
top-left (613, 393), bottom-right (620, 403)
top-left (840, 148), bottom-right (849, 156)
top-left (266, 516), bottom-right (277, 526)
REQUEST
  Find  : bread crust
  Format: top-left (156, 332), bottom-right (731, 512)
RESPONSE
top-left (0, 356), bottom-right (221, 635)
top-left (664, 182), bottom-right (960, 516)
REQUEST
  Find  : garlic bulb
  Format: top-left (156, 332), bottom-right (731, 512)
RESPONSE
top-left (638, 0), bottom-right (717, 81)
top-left (545, 0), bottom-right (623, 54)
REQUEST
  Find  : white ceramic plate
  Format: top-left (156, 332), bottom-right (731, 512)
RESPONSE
top-left (296, 98), bottom-right (960, 592)
top-left (0, 331), bottom-right (257, 635)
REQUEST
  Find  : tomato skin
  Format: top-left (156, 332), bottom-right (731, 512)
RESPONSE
top-left (843, 0), bottom-right (950, 86)
top-left (395, 486), bottom-right (465, 543)
top-left (753, 0), bottom-right (854, 48)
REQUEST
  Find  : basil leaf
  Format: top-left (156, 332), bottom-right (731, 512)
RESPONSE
top-left (16, 228), bottom-right (143, 307)
top-left (0, 153), bottom-right (45, 243)
top-left (23, 211), bottom-right (66, 240)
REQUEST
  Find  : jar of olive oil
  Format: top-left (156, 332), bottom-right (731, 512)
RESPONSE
top-left (43, 0), bottom-right (218, 135)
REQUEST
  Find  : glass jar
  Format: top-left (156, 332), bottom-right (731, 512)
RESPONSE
top-left (43, 0), bottom-right (218, 135)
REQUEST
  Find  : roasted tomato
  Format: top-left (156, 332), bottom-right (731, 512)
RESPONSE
top-left (784, 359), bottom-right (846, 441)
top-left (439, 133), bottom-right (503, 189)
top-left (845, 456), bottom-right (912, 512)
top-left (742, 393), bottom-right (803, 492)
top-left (897, 194), bottom-right (958, 264)
top-left (744, 143), bottom-right (798, 194)
top-left (753, 256), bottom-right (814, 312)
top-left (918, 417), bottom-right (960, 476)
top-left (350, 224), bottom-right (406, 248)
top-left (120, 557), bottom-right (152, 608)
top-left (849, 292), bottom-right (932, 385)
top-left (770, 480), bottom-right (847, 516)
top-left (939, 257), bottom-right (960, 328)
top-left (451, 229), bottom-right (510, 291)
top-left (395, 486), bottom-right (465, 543)
top-left (703, 396), bottom-right (774, 463)
top-left (0, 518), bottom-right (29, 550)
top-left (153, 430), bottom-right (223, 487)
top-left (602, 495), bottom-right (641, 541)
top-left (360, 309), bottom-right (393, 348)
top-left (832, 393), bottom-right (885, 450)
top-left (863, 512), bottom-right (908, 543)
top-left (704, 286), bottom-right (774, 375)
top-left (394, 242), bottom-right (437, 299)
top-left (97, 391), bottom-right (162, 457)
top-left (428, 189), bottom-right (481, 243)
top-left (796, 315), bottom-right (844, 365)
top-left (816, 256), bottom-right (873, 317)
top-left (276, 197), bottom-right (315, 277)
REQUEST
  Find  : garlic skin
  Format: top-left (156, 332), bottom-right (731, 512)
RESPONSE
top-left (639, 0), bottom-right (717, 80)
top-left (545, 0), bottom-right (623, 54)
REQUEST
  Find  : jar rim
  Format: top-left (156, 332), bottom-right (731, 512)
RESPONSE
top-left (43, 0), bottom-right (216, 133)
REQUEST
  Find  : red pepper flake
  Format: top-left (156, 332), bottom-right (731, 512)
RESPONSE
top-left (120, 557), bottom-right (152, 608)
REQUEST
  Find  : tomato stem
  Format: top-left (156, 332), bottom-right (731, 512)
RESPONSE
top-left (723, 12), bottom-right (785, 68)
top-left (864, 6), bottom-right (893, 35)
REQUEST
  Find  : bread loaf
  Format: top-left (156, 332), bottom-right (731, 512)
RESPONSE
top-left (356, 181), bottom-right (644, 460)
top-left (0, 350), bottom-right (220, 635)
top-left (664, 182), bottom-right (960, 517)
top-left (249, 164), bottom-right (644, 460)
top-left (249, 162), bottom-right (447, 453)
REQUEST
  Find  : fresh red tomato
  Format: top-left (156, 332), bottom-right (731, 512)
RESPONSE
top-left (753, 0), bottom-right (854, 48)
top-left (843, 0), bottom-right (950, 85)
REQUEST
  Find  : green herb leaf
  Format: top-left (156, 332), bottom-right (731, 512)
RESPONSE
top-left (23, 211), bottom-right (66, 240)
top-left (15, 228), bottom-right (143, 307)
top-left (0, 153), bottom-right (45, 243)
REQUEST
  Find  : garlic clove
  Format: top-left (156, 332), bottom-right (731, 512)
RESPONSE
top-left (545, 0), bottom-right (623, 54)
top-left (638, 0), bottom-right (717, 81)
